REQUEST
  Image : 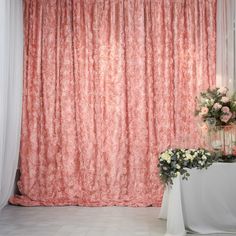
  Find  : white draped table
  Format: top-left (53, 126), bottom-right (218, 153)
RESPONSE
top-left (159, 163), bottom-right (236, 236)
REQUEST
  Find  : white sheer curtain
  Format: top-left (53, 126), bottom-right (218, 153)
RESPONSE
top-left (0, 0), bottom-right (23, 211)
top-left (217, 0), bottom-right (236, 92)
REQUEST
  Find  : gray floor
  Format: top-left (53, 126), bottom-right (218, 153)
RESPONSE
top-left (0, 205), bottom-right (235, 236)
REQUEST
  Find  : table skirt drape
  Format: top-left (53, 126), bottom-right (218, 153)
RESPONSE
top-left (159, 163), bottom-right (236, 236)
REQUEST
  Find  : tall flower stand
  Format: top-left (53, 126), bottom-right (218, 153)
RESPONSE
top-left (206, 125), bottom-right (236, 161)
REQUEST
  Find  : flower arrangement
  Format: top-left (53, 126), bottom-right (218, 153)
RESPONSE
top-left (195, 87), bottom-right (236, 127)
top-left (195, 87), bottom-right (236, 157)
top-left (158, 148), bottom-right (214, 185)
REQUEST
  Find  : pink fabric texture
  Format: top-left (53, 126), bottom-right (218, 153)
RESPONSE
top-left (10, 0), bottom-right (216, 207)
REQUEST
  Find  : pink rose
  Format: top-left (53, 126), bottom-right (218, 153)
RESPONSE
top-left (200, 107), bottom-right (209, 115)
top-left (221, 106), bottom-right (230, 113)
top-left (221, 96), bottom-right (229, 103)
top-left (220, 112), bottom-right (232, 123)
top-left (213, 103), bottom-right (222, 110)
top-left (218, 87), bottom-right (228, 95)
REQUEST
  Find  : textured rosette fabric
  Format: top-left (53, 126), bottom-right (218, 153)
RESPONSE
top-left (10, 0), bottom-right (216, 207)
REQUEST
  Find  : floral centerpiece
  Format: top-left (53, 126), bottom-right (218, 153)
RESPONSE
top-left (195, 87), bottom-right (236, 127)
top-left (158, 148), bottom-right (214, 185)
top-left (195, 87), bottom-right (236, 157)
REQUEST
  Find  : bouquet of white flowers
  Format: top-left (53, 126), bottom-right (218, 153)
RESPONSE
top-left (158, 148), bottom-right (214, 185)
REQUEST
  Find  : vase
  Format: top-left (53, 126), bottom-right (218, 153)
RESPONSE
top-left (206, 125), bottom-right (236, 155)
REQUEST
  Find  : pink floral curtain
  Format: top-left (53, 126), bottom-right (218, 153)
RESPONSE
top-left (10, 0), bottom-right (216, 206)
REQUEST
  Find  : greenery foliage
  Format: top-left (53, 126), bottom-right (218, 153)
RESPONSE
top-left (158, 148), bottom-right (215, 185)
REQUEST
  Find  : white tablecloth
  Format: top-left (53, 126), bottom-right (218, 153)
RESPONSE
top-left (159, 163), bottom-right (236, 236)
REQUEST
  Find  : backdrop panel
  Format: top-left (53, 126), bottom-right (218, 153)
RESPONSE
top-left (10, 0), bottom-right (216, 206)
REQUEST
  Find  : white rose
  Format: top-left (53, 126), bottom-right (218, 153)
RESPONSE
top-left (185, 153), bottom-right (194, 161)
top-left (176, 171), bottom-right (180, 176)
top-left (176, 164), bottom-right (181, 169)
top-left (207, 99), bottom-right (214, 106)
top-left (202, 155), bottom-right (207, 160)
top-left (221, 96), bottom-right (229, 103)
top-left (161, 152), bottom-right (170, 161)
top-left (218, 87), bottom-right (228, 95)
top-left (213, 103), bottom-right (222, 110)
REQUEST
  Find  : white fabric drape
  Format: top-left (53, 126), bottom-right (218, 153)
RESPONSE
top-left (0, 0), bottom-right (23, 211)
top-left (160, 163), bottom-right (236, 236)
top-left (216, 0), bottom-right (236, 92)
